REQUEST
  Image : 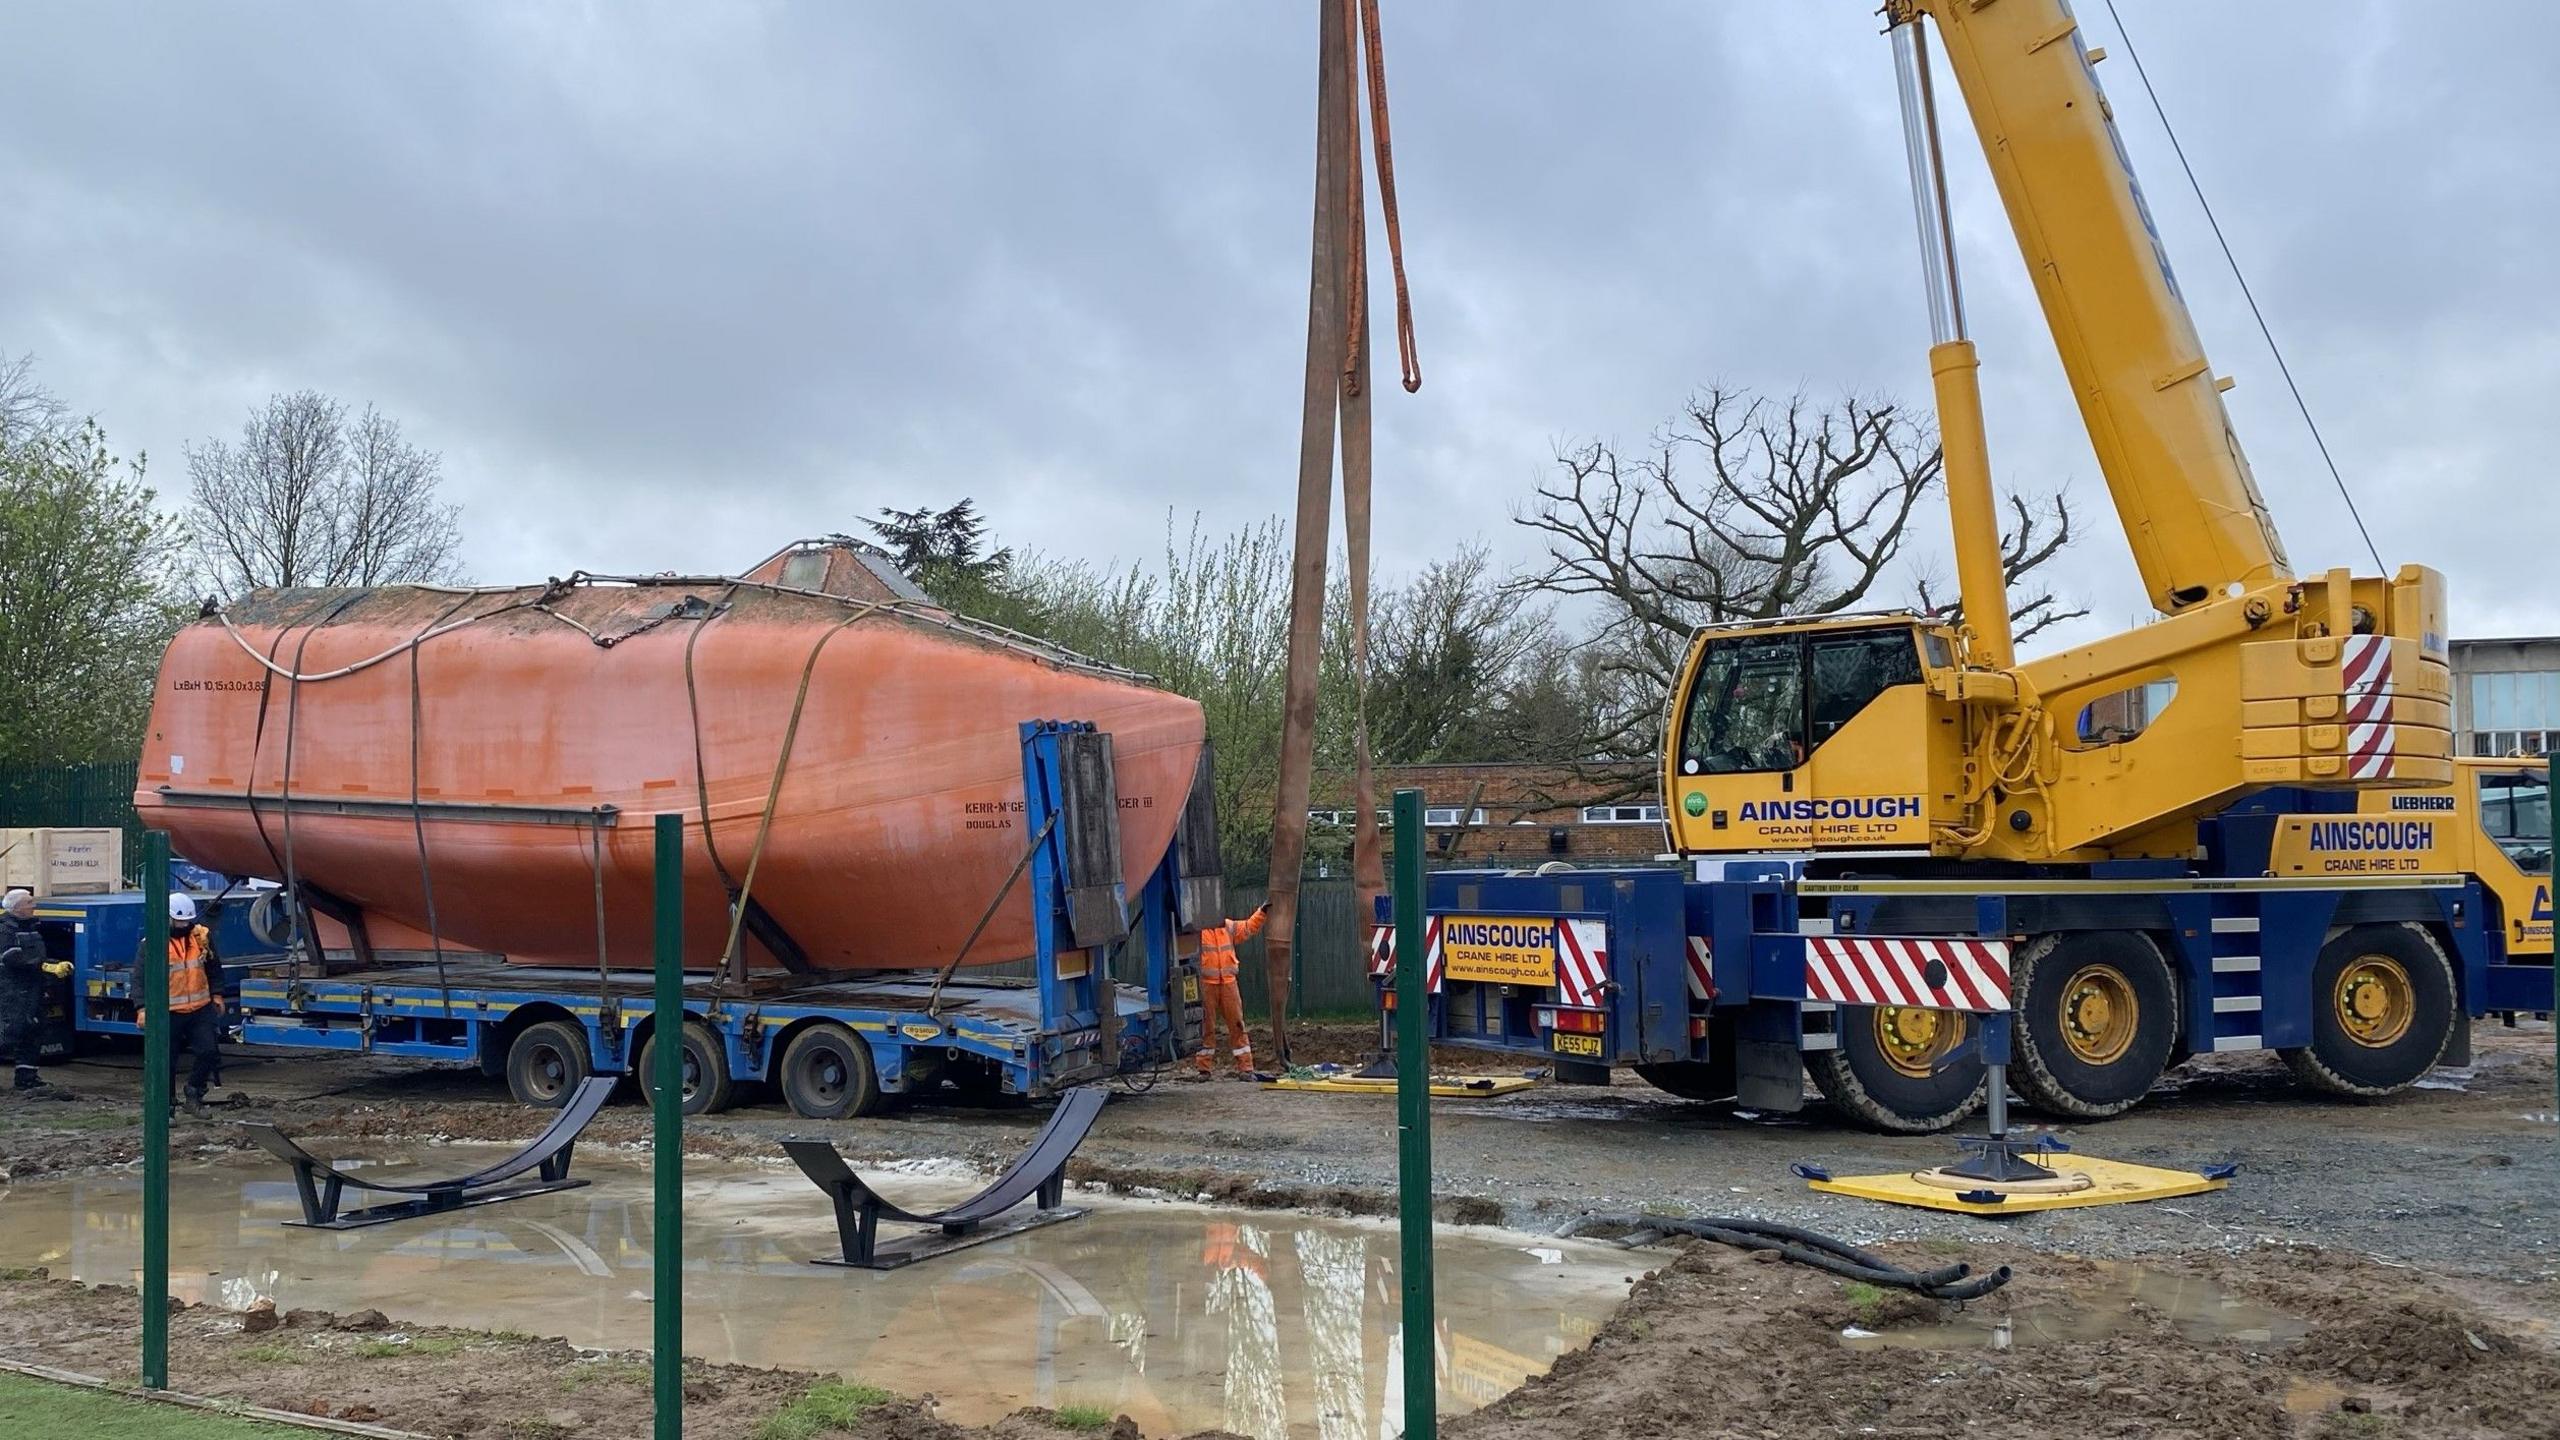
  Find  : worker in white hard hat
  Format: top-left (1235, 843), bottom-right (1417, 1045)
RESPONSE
top-left (153, 894), bottom-right (226, 1116)
top-left (1, 888), bottom-right (73, 1093)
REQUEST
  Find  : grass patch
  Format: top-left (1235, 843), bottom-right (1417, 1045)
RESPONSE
top-left (236, 1343), bottom-right (304, 1365)
top-left (1842, 1280), bottom-right (1888, 1324)
top-left (753, 1381), bottom-right (898, 1440)
top-left (0, 1266), bottom-right (49, 1282)
top-left (0, 1372), bottom-right (305, 1437)
top-left (1053, 1403), bottom-right (1114, 1431)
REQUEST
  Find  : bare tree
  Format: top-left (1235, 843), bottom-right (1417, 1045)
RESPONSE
top-left (1513, 384), bottom-right (2082, 787)
top-left (185, 391), bottom-right (464, 595)
top-left (0, 353), bottom-right (70, 448)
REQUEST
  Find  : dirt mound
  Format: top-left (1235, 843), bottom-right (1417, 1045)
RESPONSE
top-left (1451, 1242), bottom-right (2555, 1440)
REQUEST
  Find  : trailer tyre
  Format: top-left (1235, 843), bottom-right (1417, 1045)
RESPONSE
top-left (636, 1018), bottom-right (735, 1116)
top-left (505, 1021), bottom-right (592, 1109)
top-left (780, 1022), bottom-right (880, 1120)
top-left (2281, 923), bottom-right (2457, 1098)
top-left (1807, 1007), bottom-right (1985, 1134)
top-left (2010, 931), bottom-right (2179, 1120)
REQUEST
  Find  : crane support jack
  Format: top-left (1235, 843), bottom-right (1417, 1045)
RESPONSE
top-left (1797, 1014), bottom-right (2237, 1215)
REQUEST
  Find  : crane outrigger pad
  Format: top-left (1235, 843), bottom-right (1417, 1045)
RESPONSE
top-left (1805, 1153), bottom-right (2231, 1216)
top-left (784, 1085), bottom-right (1105, 1270)
top-left (242, 1075), bottom-right (614, 1230)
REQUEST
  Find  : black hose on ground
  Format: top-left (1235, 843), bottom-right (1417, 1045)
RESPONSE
top-left (1560, 1210), bottom-right (2013, 1302)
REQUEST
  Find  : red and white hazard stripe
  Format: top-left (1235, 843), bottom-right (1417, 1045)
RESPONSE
top-left (2342, 635), bottom-right (2397, 781)
top-left (1686, 936), bottom-right (1715, 1001)
top-left (1804, 936), bottom-right (2010, 1013)
top-left (1366, 920), bottom-right (1444, 993)
top-left (1557, 919), bottom-right (1609, 1008)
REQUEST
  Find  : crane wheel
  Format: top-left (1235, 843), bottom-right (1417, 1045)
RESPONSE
top-left (2281, 923), bottom-right (2457, 1098)
top-left (636, 1018), bottom-right (736, 1116)
top-left (1807, 1007), bottom-right (1985, 1134)
top-left (2009, 931), bottom-right (2179, 1120)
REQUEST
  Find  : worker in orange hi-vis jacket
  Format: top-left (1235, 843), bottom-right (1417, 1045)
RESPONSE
top-left (1192, 904), bottom-right (1269, 1079)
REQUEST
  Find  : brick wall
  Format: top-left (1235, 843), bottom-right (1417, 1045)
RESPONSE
top-left (1309, 761), bottom-right (1668, 866)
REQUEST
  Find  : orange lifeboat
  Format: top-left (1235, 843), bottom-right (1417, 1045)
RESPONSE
top-left (135, 541), bottom-right (1205, 975)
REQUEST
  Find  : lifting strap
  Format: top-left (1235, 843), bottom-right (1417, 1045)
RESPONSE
top-left (1266, 0), bottom-right (1419, 1065)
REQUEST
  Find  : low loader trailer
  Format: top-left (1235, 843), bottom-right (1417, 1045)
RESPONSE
top-left (31, 721), bottom-right (1211, 1116)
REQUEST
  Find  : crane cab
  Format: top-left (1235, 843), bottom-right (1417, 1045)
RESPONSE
top-left (1660, 612), bottom-right (1967, 856)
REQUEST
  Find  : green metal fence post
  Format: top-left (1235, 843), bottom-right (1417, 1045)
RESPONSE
top-left (652, 814), bottom-right (684, 1440)
top-left (1391, 787), bottom-right (1436, 1440)
top-left (140, 831), bottom-right (170, 1390)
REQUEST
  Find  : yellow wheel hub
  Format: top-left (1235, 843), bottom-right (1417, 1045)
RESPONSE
top-left (2059, 964), bottom-right (2139, 1067)
top-left (2335, 956), bottom-right (2415, 1048)
top-left (1874, 1007), bottom-right (1966, 1080)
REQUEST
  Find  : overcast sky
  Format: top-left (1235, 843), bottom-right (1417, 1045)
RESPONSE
top-left (4, 2), bottom-right (2551, 648)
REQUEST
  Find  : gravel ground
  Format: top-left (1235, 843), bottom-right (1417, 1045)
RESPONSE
top-left (2, 1018), bottom-right (2552, 1438)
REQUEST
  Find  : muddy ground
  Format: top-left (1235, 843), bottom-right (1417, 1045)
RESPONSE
top-left (1, 1019), bottom-right (2552, 1437)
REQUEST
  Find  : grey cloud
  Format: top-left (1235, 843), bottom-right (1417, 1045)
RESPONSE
top-left (2, 1), bottom-right (2549, 644)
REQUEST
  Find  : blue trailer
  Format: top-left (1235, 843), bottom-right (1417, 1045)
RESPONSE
top-left (34, 721), bottom-right (1210, 1116)
top-left (1369, 788), bottom-right (2556, 1133)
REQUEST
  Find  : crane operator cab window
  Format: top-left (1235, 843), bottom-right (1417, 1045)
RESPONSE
top-left (1677, 625), bottom-right (1924, 775)
top-left (2479, 769), bottom-right (2551, 876)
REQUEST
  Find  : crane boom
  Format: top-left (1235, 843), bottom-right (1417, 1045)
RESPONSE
top-left (1658, 0), bottom-right (2451, 866)
top-left (1904, 0), bottom-right (2290, 614)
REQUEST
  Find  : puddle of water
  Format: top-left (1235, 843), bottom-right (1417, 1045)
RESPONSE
top-left (1838, 1261), bottom-right (2307, 1353)
top-left (0, 1150), bottom-right (1629, 1440)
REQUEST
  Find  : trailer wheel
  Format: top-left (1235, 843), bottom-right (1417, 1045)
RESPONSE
top-left (2281, 923), bottom-right (2457, 1098)
top-left (636, 1019), bottom-right (735, 1116)
top-left (1633, 1060), bottom-right (1735, 1104)
top-left (780, 1023), bottom-right (880, 1120)
top-left (2010, 931), bottom-right (2179, 1120)
top-left (505, 1021), bottom-right (591, 1109)
top-left (1807, 1006), bottom-right (1984, 1133)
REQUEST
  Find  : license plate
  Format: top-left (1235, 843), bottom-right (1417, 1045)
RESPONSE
top-left (1182, 976), bottom-right (1200, 1003)
top-left (1551, 1031), bottom-right (1603, 1058)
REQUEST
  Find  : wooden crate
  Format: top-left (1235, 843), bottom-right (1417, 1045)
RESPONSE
top-left (0, 827), bottom-right (123, 895)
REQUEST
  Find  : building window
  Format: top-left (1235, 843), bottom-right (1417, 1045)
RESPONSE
top-left (1580, 804), bottom-right (1664, 824)
top-left (2472, 671), bottom-right (2560, 735)
top-left (2473, 731), bottom-right (2558, 758)
top-left (1423, 807), bottom-right (1487, 827)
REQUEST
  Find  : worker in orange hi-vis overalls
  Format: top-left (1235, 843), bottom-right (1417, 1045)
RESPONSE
top-left (157, 895), bottom-right (225, 1116)
top-left (1192, 904), bottom-right (1269, 1079)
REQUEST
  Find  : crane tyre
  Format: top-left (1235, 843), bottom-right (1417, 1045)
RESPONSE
top-left (780, 1022), bottom-right (881, 1120)
top-left (636, 1018), bottom-right (735, 1116)
top-left (505, 1020), bottom-right (591, 1109)
top-left (2280, 923), bottom-right (2456, 1098)
top-left (1807, 1007), bottom-right (1984, 1134)
top-left (1633, 1060), bottom-right (1736, 1104)
top-left (2009, 931), bottom-right (2179, 1120)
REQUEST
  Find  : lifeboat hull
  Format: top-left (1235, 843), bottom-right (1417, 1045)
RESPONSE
top-left (136, 581), bottom-right (1204, 974)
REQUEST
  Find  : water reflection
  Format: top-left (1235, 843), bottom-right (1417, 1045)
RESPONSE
top-left (0, 1152), bottom-right (1627, 1439)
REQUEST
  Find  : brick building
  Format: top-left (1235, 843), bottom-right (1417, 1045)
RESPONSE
top-left (1307, 761), bottom-right (1669, 870)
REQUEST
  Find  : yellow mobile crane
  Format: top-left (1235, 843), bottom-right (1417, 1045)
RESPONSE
top-left (1377, 0), bottom-right (2549, 1136)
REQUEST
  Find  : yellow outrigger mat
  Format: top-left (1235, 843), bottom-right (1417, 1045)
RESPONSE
top-left (1264, 1070), bottom-right (1539, 1098)
top-left (1807, 1154), bottom-right (2229, 1215)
